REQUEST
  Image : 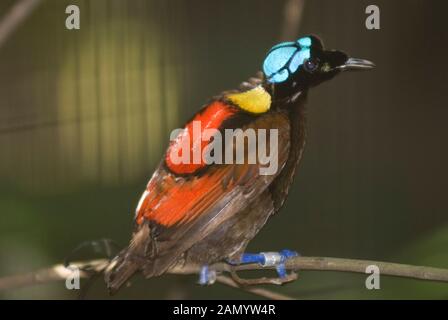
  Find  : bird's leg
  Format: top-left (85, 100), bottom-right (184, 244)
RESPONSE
top-left (227, 249), bottom-right (299, 286)
top-left (198, 264), bottom-right (217, 285)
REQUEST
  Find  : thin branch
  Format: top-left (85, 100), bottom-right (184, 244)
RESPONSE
top-left (0, 0), bottom-right (43, 49)
top-left (214, 275), bottom-right (294, 300)
top-left (280, 0), bottom-right (305, 41)
top-left (290, 256), bottom-right (448, 282)
top-left (0, 259), bottom-right (293, 300)
top-left (0, 259), bottom-right (109, 291)
top-left (0, 256), bottom-right (447, 300)
top-left (170, 256), bottom-right (448, 283)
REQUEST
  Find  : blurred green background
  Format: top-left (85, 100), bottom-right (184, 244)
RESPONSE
top-left (0, 0), bottom-right (447, 299)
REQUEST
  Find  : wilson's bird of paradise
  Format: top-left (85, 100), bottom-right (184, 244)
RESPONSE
top-left (104, 35), bottom-right (375, 293)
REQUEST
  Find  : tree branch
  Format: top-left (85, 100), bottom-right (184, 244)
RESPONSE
top-left (0, 259), bottom-right (294, 300)
top-left (0, 256), bottom-right (447, 299)
top-left (280, 0), bottom-right (305, 41)
top-left (0, 0), bottom-right (43, 49)
top-left (169, 256), bottom-right (448, 283)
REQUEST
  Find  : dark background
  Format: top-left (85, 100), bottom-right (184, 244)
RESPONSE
top-left (0, 0), bottom-right (447, 299)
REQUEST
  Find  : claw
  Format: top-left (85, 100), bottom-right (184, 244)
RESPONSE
top-left (198, 265), bottom-right (216, 285)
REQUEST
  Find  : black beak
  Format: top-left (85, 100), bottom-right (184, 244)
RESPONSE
top-left (337, 57), bottom-right (376, 71)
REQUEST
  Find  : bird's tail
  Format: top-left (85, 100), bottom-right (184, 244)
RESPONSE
top-left (104, 250), bottom-right (141, 294)
top-left (104, 224), bottom-right (152, 294)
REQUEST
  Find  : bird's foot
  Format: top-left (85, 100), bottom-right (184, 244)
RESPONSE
top-left (198, 265), bottom-right (217, 285)
top-left (227, 249), bottom-right (299, 286)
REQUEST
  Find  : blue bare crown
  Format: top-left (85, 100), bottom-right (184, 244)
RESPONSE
top-left (263, 36), bottom-right (312, 84)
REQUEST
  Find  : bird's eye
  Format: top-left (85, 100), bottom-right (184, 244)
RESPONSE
top-left (303, 59), bottom-right (319, 73)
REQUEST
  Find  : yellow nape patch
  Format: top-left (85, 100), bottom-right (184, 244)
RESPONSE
top-left (227, 86), bottom-right (271, 114)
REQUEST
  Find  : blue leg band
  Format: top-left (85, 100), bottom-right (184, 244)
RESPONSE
top-left (231, 249), bottom-right (299, 278)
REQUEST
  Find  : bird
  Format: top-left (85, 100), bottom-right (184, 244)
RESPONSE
top-left (104, 35), bottom-right (375, 293)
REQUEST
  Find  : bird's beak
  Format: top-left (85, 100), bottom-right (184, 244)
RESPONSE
top-left (337, 57), bottom-right (376, 71)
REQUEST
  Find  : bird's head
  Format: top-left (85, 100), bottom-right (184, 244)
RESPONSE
top-left (262, 35), bottom-right (375, 99)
